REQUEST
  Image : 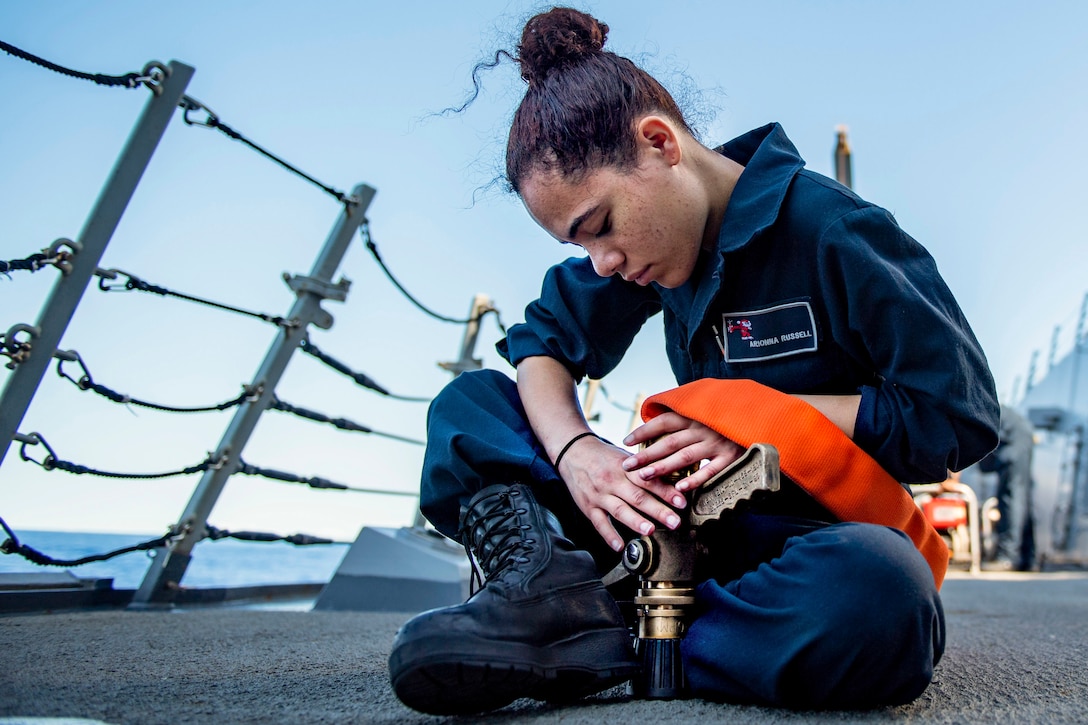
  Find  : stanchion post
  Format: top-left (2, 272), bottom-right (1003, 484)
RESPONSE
top-left (130, 184), bottom-right (376, 607)
top-left (437, 293), bottom-right (492, 378)
top-left (0, 61), bottom-right (195, 470)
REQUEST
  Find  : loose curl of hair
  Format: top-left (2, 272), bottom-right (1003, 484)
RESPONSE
top-left (505, 7), bottom-right (693, 194)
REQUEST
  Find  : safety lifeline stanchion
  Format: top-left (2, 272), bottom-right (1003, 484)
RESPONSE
top-left (129, 184), bottom-right (376, 607)
top-left (0, 61), bottom-right (195, 470)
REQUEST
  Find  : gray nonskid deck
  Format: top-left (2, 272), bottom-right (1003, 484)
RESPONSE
top-left (1, 571), bottom-right (1086, 724)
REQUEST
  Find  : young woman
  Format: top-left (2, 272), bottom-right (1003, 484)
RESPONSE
top-left (389, 6), bottom-right (999, 716)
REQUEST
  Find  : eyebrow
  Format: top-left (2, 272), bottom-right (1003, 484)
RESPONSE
top-left (567, 204), bottom-right (600, 239)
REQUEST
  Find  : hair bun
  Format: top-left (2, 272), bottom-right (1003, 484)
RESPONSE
top-left (517, 7), bottom-right (609, 84)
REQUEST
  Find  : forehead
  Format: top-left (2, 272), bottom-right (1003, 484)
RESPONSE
top-left (521, 166), bottom-right (614, 238)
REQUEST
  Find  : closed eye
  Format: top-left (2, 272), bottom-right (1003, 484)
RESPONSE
top-left (595, 214), bottom-right (611, 238)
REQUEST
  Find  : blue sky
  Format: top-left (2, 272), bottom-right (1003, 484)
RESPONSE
top-left (2, 1), bottom-right (1086, 540)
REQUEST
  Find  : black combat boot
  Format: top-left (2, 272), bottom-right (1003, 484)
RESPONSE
top-left (388, 483), bottom-right (638, 715)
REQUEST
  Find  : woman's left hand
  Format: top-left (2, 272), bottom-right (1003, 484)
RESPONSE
top-left (621, 411), bottom-right (743, 492)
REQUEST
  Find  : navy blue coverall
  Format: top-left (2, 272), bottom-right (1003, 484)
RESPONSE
top-left (420, 123), bottom-right (1001, 708)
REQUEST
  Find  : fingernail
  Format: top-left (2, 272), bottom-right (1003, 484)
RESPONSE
top-left (639, 467), bottom-right (655, 479)
top-left (666, 515), bottom-right (680, 528)
top-left (621, 458), bottom-right (636, 471)
top-left (611, 538), bottom-right (623, 551)
top-left (639, 522), bottom-right (653, 535)
top-left (623, 434), bottom-right (634, 446)
top-left (672, 495), bottom-right (685, 507)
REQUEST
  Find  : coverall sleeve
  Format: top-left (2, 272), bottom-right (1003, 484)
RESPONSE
top-left (818, 206), bottom-right (1000, 482)
top-left (497, 256), bottom-right (662, 381)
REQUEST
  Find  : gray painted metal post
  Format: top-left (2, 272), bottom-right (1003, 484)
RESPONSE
top-left (0, 61), bottom-right (195, 470)
top-left (130, 184), bottom-right (376, 606)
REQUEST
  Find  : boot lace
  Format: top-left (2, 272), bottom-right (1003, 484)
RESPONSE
top-left (458, 489), bottom-right (536, 595)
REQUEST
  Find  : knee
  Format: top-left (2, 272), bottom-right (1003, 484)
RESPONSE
top-left (682, 524), bottom-right (944, 708)
top-left (429, 369), bottom-right (517, 420)
top-left (801, 525), bottom-right (941, 641)
top-left (791, 525), bottom-right (945, 706)
top-left (427, 370), bottom-right (528, 445)
top-left (445, 368), bottom-right (515, 395)
top-left (817, 525), bottom-right (937, 609)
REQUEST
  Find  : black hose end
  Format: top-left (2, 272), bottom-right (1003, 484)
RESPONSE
top-left (628, 637), bottom-right (688, 700)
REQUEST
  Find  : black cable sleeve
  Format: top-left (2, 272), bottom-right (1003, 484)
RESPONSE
top-left (0, 40), bottom-right (143, 88)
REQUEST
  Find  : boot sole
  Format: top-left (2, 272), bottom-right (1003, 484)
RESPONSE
top-left (390, 627), bottom-right (638, 716)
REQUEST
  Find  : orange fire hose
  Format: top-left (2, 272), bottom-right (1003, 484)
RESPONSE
top-left (643, 379), bottom-right (949, 588)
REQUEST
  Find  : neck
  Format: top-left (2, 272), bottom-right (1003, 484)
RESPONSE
top-left (694, 143), bottom-right (745, 251)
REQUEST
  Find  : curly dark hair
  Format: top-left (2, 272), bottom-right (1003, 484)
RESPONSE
top-left (505, 6), bottom-right (693, 193)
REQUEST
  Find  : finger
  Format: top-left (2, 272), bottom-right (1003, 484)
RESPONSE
top-left (606, 500), bottom-right (657, 540)
top-left (622, 469), bottom-right (688, 508)
top-left (614, 483), bottom-right (685, 533)
top-left (632, 437), bottom-right (712, 482)
top-left (587, 508), bottom-right (625, 552)
top-left (674, 459), bottom-right (723, 492)
top-left (674, 447), bottom-right (744, 492)
top-left (623, 412), bottom-right (688, 447)
top-left (621, 429), bottom-right (696, 473)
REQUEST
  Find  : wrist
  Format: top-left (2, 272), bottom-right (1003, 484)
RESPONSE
top-left (552, 431), bottom-right (599, 471)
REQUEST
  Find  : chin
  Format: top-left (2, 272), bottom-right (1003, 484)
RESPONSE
top-left (656, 265), bottom-right (696, 289)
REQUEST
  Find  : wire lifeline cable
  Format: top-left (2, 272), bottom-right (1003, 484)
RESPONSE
top-left (17, 433), bottom-right (225, 479)
top-left (269, 397), bottom-right (426, 446)
top-left (0, 517), bottom-right (175, 567)
top-left (0, 515), bottom-right (343, 569)
top-left (56, 352), bottom-right (257, 413)
top-left (0, 40), bottom-right (147, 88)
top-left (0, 250), bottom-right (67, 277)
top-left (178, 95), bottom-right (351, 207)
top-left (235, 460), bottom-right (420, 498)
top-left (96, 268), bottom-right (291, 327)
top-left (298, 338), bottom-right (431, 403)
top-left (360, 222), bottom-right (507, 332)
top-left (1, 41), bottom-right (353, 203)
top-left (16, 433), bottom-right (418, 498)
top-left (203, 525), bottom-right (345, 546)
top-left (53, 351), bottom-right (422, 441)
top-left (34, 455), bottom-right (221, 480)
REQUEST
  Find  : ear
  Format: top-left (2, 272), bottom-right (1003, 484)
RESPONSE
top-left (635, 115), bottom-right (682, 167)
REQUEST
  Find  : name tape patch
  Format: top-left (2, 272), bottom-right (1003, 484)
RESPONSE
top-left (720, 301), bottom-right (818, 362)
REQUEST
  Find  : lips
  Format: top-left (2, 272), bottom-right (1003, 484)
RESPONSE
top-left (631, 266), bottom-right (652, 285)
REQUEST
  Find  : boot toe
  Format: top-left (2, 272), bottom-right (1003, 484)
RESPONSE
top-left (388, 603), bottom-right (637, 715)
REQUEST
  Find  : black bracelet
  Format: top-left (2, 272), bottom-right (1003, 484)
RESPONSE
top-left (552, 431), bottom-right (598, 471)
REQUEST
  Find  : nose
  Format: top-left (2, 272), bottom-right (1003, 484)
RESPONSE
top-left (587, 244), bottom-right (624, 278)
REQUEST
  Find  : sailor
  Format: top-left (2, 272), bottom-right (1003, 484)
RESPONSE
top-left (979, 404), bottom-right (1036, 570)
top-left (389, 6), bottom-right (1000, 715)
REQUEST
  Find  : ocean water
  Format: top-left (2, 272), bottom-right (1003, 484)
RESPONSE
top-left (0, 529), bottom-right (350, 590)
